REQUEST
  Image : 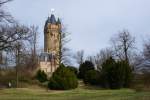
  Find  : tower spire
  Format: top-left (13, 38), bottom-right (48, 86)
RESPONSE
top-left (51, 8), bottom-right (55, 14)
top-left (57, 18), bottom-right (61, 24)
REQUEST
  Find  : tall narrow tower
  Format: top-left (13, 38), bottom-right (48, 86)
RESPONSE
top-left (44, 14), bottom-right (61, 54)
top-left (39, 14), bottom-right (61, 76)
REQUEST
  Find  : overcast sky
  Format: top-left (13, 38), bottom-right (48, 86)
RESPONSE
top-left (6, 0), bottom-right (150, 55)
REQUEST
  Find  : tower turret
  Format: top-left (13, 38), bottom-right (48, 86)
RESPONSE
top-left (57, 18), bottom-right (62, 32)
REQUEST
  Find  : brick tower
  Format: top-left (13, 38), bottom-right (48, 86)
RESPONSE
top-left (44, 14), bottom-right (61, 54)
top-left (39, 14), bottom-right (61, 76)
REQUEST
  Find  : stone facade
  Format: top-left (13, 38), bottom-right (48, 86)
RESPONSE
top-left (39, 14), bottom-right (61, 76)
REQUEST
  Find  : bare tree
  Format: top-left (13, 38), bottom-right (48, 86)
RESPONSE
top-left (85, 48), bottom-right (113, 71)
top-left (0, 0), bottom-right (14, 23)
top-left (86, 55), bottom-right (94, 63)
top-left (0, 23), bottom-right (38, 87)
top-left (0, 0), bottom-right (14, 65)
top-left (6, 24), bottom-right (35, 87)
top-left (27, 25), bottom-right (39, 70)
top-left (143, 38), bottom-right (150, 60)
top-left (0, 23), bottom-right (32, 51)
top-left (111, 30), bottom-right (135, 63)
top-left (135, 38), bottom-right (150, 73)
top-left (12, 41), bottom-right (30, 87)
top-left (74, 50), bottom-right (84, 65)
top-left (58, 23), bottom-right (71, 65)
top-left (94, 48), bottom-right (113, 71)
top-left (13, 25), bottom-right (39, 71)
top-left (15, 42), bottom-right (21, 88)
top-left (0, 0), bottom-right (12, 5)
top-left (0, 0), bottom-right (40, 87)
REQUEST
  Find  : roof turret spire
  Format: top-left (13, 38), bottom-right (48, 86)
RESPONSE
top-left (57, 18), bottom-right (61, 24)
top-left (49, 14), bottom-right (56, 24)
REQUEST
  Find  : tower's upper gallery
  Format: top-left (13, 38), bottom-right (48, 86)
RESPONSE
top-left (44, 14), bottom-right (61, 34)
top-left (45, 14), bottom-right (61, 25)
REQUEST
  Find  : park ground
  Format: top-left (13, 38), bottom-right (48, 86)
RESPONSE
top-left (0, 85), bottom-right (150, 100)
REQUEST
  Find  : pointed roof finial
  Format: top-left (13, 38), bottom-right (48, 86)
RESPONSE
top-left (51, 8), bottom-right (55, 14)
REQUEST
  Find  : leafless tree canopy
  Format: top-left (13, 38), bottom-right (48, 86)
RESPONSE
top-left (0, 24), bottom-right (32, 51)
top-left (0, 0), bottom-right (29, 51)
top-left (29, 25), bottom-right (39, 54)
top-left (28, 25), bottom-right (39, 70)
top-left (74, 50), bottom-right (84, 65)
top-left (94, 48), bottom-right (112, 70)
top-left (134, 38), bottom-right (150, 73)
top-left (111, 30), bottom-right (135, 63)
top-left (58, 23), bottom-right (71, 65)
top-left (0, 0), bottom-right (14, 23)
top-left (143, 39), bottom-right (150, 60)
top-left (0, 0), bottom-right (12, 5)
top-left (0, 0), bottom-right (40, 87)
top-left (86, 48), bottom-right (112, 71)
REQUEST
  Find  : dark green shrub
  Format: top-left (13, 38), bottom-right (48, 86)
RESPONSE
top-left (100, 57), bottom-right (133, 89)
top-left (35, 70), bottom-right (47, 83)
top-left (78, 60), bottom-right (95, 79)
top-left (48, 64), bottom-right (78, 90)
top-left (121, 61), bottom-right (133, 87)
top-left (100, 57), bottom-right (116, 88)
top-left (84, 70), bottom-right (100, 85)
top-left (67, 66), bottom-right (78, 76)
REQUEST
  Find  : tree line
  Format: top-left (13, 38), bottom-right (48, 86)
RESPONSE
top-left (74, 30), bottom-right (150, 90)
top-left (0, 0), bottom-right (150, 90)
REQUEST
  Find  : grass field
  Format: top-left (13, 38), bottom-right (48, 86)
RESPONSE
top-left (0, 87), bottom-right (150, 100)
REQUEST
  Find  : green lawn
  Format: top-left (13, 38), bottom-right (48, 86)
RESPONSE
top-left (0, 87), bottom-right (150, 100)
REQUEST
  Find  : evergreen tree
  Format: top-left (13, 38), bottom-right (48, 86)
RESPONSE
top-left (84, 70), bottom-right (100, 85)
top-left (67, 66), bottom-right (78, 76)
top-left (100, 57), bottom-right (133, 89)
top-left (48, 64), bottom-right (78, 90)
top-left (78, 60), bottom-right (95, 79)
top-left (36, 70), bottom-right (47, 83)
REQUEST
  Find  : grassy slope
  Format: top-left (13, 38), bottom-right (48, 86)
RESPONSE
top-left (0, 87), bottom-right (150, 100)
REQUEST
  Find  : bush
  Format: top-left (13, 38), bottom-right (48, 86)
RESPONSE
top-left (78, 60), bottom-right (95, 79)
top-left (84, 70), bottom-right (100, 85)
top-left (35, 70), bottom-right (47, 83)
top-left (100, 57), bottom-right (133, 89)
top-left (0, 70), bottom-right (16, 88)
top-left (48, 64), bottom-right (78, 90)
top-left (120, 61), bottom-right (133, 87)
top-left (67, 66), bottom-right (78, 76)
top-left (142, 72), bottom-right (150, 88)
top-left (99, 57), bottom-right (116, 88)
top-left (132, 73), bottom-right (150, 91)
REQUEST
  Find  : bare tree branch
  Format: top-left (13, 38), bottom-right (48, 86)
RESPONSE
top-left (74, 50), bottom-right (84, 65)
top-left (0, 23), bottom-right (32, 51)
top-left (0, 0), bottom-right (12, 5)
top-left (110, 30), bottom-right (135, 63)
